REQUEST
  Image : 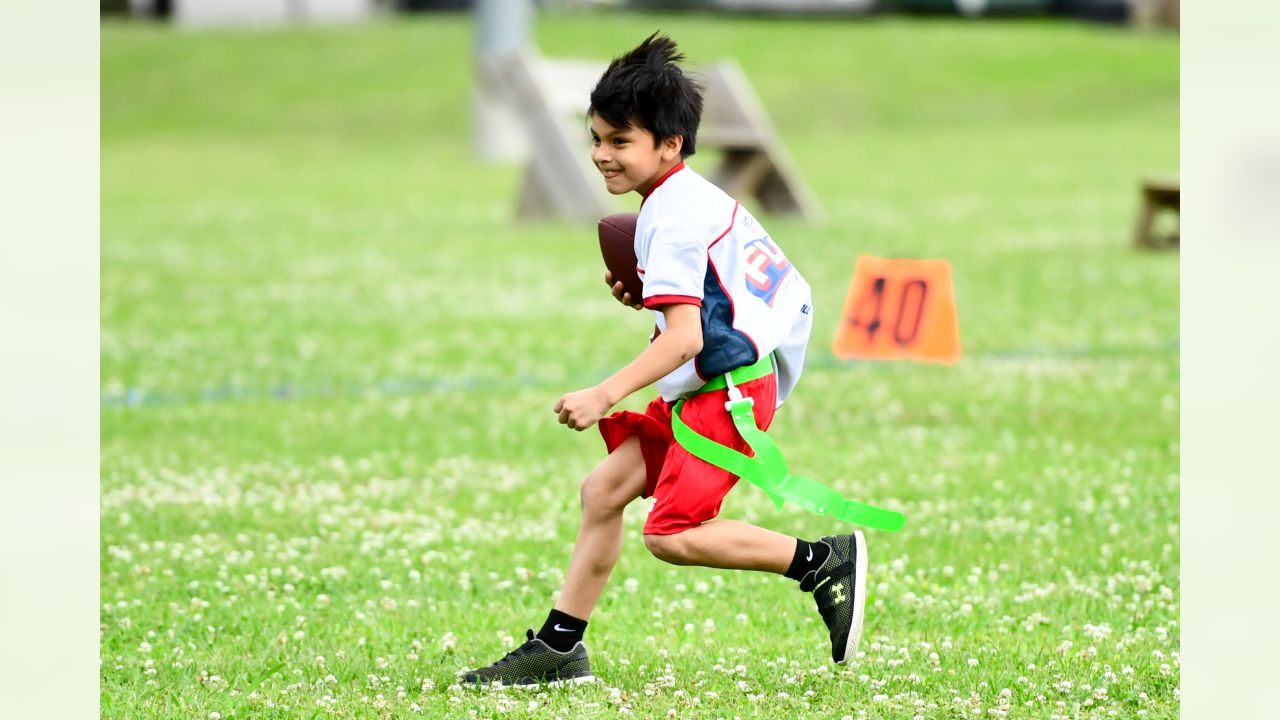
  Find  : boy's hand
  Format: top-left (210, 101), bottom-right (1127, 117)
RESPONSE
top-left (605, 271), bottom-right (643, 310)
top-left (554, 385), bottom-right (615, 431)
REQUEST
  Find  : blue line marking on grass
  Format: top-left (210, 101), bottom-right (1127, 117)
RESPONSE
top-left (101, 337), bottom-right (1178, 409)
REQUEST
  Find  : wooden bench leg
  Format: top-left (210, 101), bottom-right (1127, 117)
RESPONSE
top-left (1134, 193), bottom-right (1157, 249)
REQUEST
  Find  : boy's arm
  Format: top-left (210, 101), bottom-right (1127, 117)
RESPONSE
top-left (554, 303), bottom-right (702, 431)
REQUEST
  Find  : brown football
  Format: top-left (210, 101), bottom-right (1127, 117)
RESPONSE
top-left (597, 212), bottom-right (643, 303)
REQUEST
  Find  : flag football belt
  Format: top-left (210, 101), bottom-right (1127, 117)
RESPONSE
top-left (671, 355), bottom-right (906, 531)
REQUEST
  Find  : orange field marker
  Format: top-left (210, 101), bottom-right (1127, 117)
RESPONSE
top-left (832, 256), bottom-right (961, 364)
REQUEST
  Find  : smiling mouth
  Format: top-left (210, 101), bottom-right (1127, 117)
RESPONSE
top-left (600, 169), bottom-right (623, 178)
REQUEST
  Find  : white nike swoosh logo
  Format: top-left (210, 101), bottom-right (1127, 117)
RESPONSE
top-left (805, 547), bottom-right (813, 562)
top-left (554, 624), bottom-right (573, 632)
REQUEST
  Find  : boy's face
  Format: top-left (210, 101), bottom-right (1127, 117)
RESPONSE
top-left (590, 114), bottom-right (683, 196)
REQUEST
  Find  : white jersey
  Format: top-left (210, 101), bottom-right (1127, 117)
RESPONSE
top-left (635, 163), bottom-right (813, 405)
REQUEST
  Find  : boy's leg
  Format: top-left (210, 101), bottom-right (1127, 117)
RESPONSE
top-left (460, 437), bottom-right (646, 687)
top-left (641, 518), bottom-right (795, 572)
top-left (644, 520), bottom-right (867, 666)
top-left (555, 436), bottom-right (647, 619)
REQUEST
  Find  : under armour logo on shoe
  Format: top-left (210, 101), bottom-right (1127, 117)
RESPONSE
top-left (830, 582), bottom-right (846, 605)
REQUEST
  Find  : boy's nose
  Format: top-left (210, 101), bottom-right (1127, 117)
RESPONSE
top-left (591, 145), bottom-right (610, 164)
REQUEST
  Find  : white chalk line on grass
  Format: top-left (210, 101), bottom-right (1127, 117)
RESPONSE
top-left (101, 338), bottom-right (1178, 409)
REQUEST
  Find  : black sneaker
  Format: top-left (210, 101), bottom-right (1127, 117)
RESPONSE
top-left (798, 530), bottom-right (867, 664)
top-left (459, 629), bottom-right (595, 688)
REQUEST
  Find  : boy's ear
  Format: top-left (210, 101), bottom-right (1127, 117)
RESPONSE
top-left (661, 134), bottom-right (684, 161)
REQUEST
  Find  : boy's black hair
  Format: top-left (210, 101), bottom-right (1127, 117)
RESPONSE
top-left (588, 32), bottom-right (704, 159)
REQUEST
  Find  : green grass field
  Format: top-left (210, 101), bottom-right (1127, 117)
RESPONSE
top-left (102, 13), bottom-right (1179, 719)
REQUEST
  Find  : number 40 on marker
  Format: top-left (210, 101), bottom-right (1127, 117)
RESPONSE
top-left (831, 256), bottom-right (962, 365)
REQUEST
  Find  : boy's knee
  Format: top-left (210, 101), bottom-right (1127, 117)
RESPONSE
top-left (579, 471), bottom-right (624, 515)
top-left (643, 531), bottom-right (694, 565)
top-left (579, 473), bottom-right (603, 511)
top-left (579, 435), bottom-right (648, 515)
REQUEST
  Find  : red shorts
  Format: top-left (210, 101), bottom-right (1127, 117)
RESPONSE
top-left (597, 373), bottom-right (778, 536)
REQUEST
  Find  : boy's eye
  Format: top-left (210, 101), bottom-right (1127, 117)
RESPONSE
top-left (613, 138), bottom-right (628, 146)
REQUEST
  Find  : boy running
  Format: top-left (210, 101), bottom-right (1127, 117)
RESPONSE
top-left (461, 33), bottom-right (867, 687)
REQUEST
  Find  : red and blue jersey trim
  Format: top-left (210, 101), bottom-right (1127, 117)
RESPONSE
top-left (693, 202), bottom-right (759, 381)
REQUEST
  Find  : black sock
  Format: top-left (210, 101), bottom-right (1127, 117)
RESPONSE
top-left (535, 608), bottom-right (588, 652)
top-left (784, 538), bottom-right (831, 581)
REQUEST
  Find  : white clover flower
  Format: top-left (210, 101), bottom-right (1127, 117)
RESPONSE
top-left (1083, 623), bottom-right (1111, 640)
top-left (967, 658), bottom-right (979, 667)
top-left (624, 578), bottom-right (639, 593)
